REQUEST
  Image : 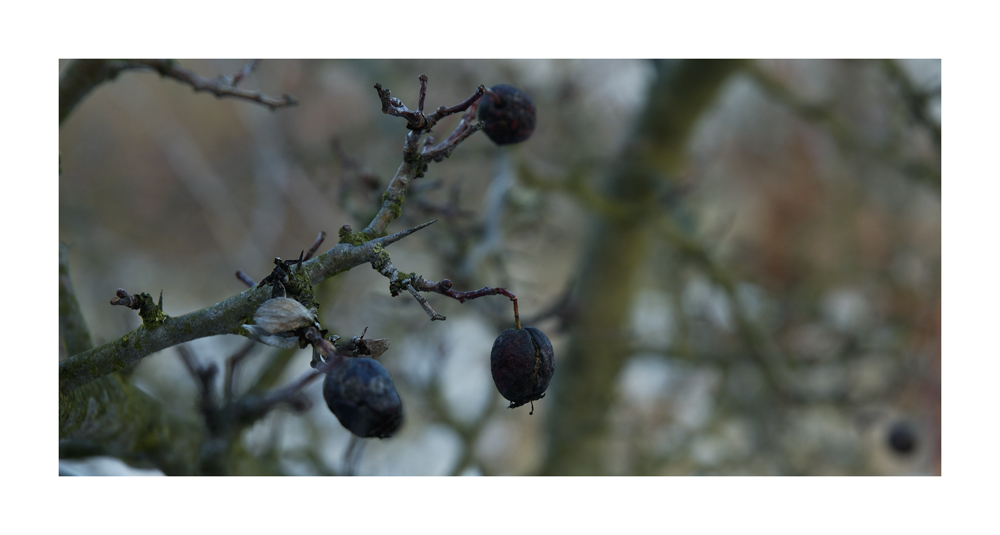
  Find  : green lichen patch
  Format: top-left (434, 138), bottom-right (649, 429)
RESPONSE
top-left (135, 293), bottom-right (168, 328)
top-left (370, 243), bottom-right (390, 272)
top-left (337, 225), bottom-right (383, 246)
top-left (389, 272), bottom-right (417, 297)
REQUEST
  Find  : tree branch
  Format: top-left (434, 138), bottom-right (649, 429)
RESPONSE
top-left (744, 61), bottom-right (940, 191)
top-left (60, 221), bottom-right (437, 394)
top-left (541, 59), bottom-right (746, 475)
top-left (59, 243), bottom-right (93, 356)
top-left (59, 59), bottom-right (297, 125)
top-left (362, 76), bottom-right (486, 237)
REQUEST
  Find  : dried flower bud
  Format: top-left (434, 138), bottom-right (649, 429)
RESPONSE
top-left (252, 297), bottom-right (316, 335)
top-left (357, 337), bottom-right (390, 359)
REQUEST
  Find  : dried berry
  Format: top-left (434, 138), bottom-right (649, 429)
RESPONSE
top-left (323, 357), bottom-right (403, 438)
top-left (490, 326), bottom-right (554, 411)
top-left (478, 84), bottom-right (536, 145)
top-left (887, 420), bottom-right (917, 455)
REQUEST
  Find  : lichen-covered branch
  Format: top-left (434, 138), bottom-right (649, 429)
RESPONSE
top-left (59, 72), bottom-right (486, 474)
top-left (59, 284), bottom-right (272, 394)
top-left (60, 243), bottom-right (206, 474)
top-left (60, 222), bottom-right (436, 394)
top-left (59, 374), bottom-right (205, 475)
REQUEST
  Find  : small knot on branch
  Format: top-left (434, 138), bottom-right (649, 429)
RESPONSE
top-left (110, 288), bottom-right (169, 328)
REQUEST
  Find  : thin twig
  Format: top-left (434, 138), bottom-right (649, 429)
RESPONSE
top-left (131, 59), bottom-right (297, 110)
top-left (59, 59), bottom-right (297, 124)
top-left (176, 345), bottom-right (218, 413)
top-left (423, 101), bottom-right (486, 163)
top-left (406, 284), bottom-right (447, 321)
top-left (425, 85), bottom-right (487, 128)
top-left (411, 277), bottom-right (520, 328)
top-left (374, 82), bottom-right (426, 128)
top-left (230, 59), bottom-right (260, 86)
top-left (236, 270), bottom-right (256, 287)
top-left (418, 74), bottom-right (428, 114)
top-left (258, 327), bottom-right (344, 410)
top-left (304, 231), bottom-right (327, 261)
top-left (369, 239), bottom-right (447, 321)
top-left (657, 215), bottom-right (790, 399)
top-left (223, 342), bottom-right (258, 403)
top-left (745, 61), bottom-right (939, 190)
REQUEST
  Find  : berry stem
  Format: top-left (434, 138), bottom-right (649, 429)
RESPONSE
top-left (410, 277), bottom-right (521, 328)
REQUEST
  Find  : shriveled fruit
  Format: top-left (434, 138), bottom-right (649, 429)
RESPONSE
top-left (490, 326), bottom-right (554, 411)
top-left (323, 357), bottom-right (403, 438)
top-left (478, 84), bottom-right (536, 145)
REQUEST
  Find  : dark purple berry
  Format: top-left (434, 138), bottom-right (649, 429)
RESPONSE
top-left (887, 420), bottom-right (917, 456)
top-left (478, 84), bottom-right (536, 145)
top-left (490, 327), bottom-right (554, 410)
top-left (323, 357), bottom-right (403, 438)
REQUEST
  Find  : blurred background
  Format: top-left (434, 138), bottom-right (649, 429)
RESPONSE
top-left (58, 59), bottom-right (940, 475)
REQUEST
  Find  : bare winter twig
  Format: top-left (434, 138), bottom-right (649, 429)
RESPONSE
top-left (59, 59), bottom-right (297, 125)
top-left (362, 76), bottom-right (486, 238)
top-left (236, 270), bottom-right (256, 287)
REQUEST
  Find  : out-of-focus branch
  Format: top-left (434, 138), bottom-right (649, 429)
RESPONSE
top-left (877, 59), bottom-right (941, 149)
top-left (542, 60), bottom-right (746, 475)
top-left (59, 59), bottom-right (297, 125)
top-left (59, 375), bottom-right (205, 475)
top-left (59, 243), bottom-right (92, 356)
top-left (744, 61), bottom-right (940, 191)
top-left (657, 216), bottom-right (790, 398)
top-left (517, 159), bottom-right (632, 221)
top-left (173, 331), bottom-right (344, 475)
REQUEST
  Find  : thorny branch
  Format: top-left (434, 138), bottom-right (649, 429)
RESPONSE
top-left (60, 220), bottom-right (437, 394)
top-left (363, 76), bottom-right (486, 237)
top-left (60, 72), bottom-right (501, 474)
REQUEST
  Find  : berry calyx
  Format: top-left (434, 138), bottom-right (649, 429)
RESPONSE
top-left (323, 357), bottom-right (403, 438)
top-left (490, 326), bottom-right (554, 412)
top-left (478, 84), bottom-right (536, 145)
